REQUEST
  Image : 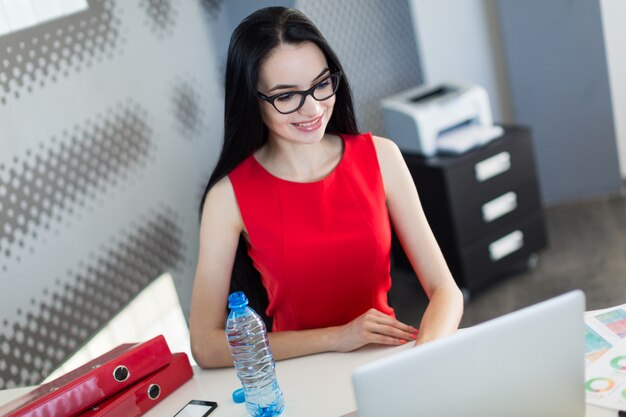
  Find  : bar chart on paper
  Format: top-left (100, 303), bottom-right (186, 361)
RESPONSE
top-left (586, 324), bottom-right (614, 364)
top-left (595, 309), bottom-right (626, 339)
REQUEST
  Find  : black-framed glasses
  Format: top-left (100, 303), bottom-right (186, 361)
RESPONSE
top-left (257, 71), bottom-right (342, 114)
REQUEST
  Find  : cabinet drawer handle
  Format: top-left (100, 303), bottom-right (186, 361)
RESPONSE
top-left (489, 230), bottom-right (524, 261)
top-left (482, 191), bottom-right (517, 223)
top-left (475, 151), bottom-right (511, 182)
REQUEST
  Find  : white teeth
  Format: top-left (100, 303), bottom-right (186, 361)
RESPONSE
top-left (294, 117), bottom-right (320, 127)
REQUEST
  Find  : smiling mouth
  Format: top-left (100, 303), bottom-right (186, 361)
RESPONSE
top-left (292, 115), bottom-right (323, 127)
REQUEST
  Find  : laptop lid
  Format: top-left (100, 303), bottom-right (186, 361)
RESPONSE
top-left (352, 290), bottom-right (586, 417)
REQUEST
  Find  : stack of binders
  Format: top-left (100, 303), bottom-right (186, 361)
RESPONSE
top-left (0, 335), bottom-right (194, 417)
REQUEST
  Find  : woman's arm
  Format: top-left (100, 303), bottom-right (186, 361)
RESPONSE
top-left (189, 177), bottom-right (417, 368)
top-left (189, 177), bottom-right (243, 367)
top-left (373, 136), bottom-right (464, 344)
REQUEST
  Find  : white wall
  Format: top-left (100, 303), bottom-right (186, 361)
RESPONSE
top-left (600, 0), bottom-right (626, 178)
top-left (409, 0), bottom-right (513, 123)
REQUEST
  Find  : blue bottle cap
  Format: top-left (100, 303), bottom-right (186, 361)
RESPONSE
top-left (232, 387), bottom-right (245, 403)
top-left (228, 292), bottom-right (249, 309)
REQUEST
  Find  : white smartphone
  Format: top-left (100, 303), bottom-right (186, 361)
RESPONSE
top-left (172, 400), bottom-right (218, 417)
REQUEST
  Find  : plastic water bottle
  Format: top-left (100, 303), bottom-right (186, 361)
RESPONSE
top-left (226, 291), bottom-right (285, 417)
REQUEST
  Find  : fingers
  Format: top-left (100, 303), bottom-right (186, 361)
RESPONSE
top-left (367, 333), bottom-right (408, 346)
top-left (366, 322), bottom-right (417, 343)
top-left (360, 309), bottom-right (419, 344)
top-left (334, 309), bottom-right (421, 352)
top-left (364, 309), bottom-right (419, 337)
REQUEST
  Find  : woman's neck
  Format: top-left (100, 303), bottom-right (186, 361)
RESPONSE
top-left (255, 134), bottom-right (343, 182)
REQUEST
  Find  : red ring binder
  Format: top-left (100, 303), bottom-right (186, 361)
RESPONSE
top-left (0, 335), bottom-right (173, 417)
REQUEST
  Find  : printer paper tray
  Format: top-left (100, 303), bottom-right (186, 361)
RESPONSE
top-left (437, 124), bottom-right (504, 155)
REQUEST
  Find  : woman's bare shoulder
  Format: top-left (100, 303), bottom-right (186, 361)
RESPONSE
top-left (201, 176), bottom-right (243, 230)
top-left (371, 134), bottom-right (404, 168)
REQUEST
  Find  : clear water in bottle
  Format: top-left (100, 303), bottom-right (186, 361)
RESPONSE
top-left (226, 291), bottom-right (285, 417)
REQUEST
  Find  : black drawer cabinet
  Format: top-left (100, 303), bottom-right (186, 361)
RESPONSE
top-left (392, 126), bottom-right (548, 294)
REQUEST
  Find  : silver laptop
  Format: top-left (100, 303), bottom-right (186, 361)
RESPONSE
top-left (352, 290), bottom-right (585, 417)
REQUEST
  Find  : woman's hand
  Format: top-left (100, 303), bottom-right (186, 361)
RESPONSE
top-left (331, 309), bottom-right (419, 352)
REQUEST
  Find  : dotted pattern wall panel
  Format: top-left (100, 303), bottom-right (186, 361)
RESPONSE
top-left (200, 0), bottom-right (224, 18)
top-left (139, 0), bottom-right (179, 39)
top-left (0, 101), bottom-right (152, 270)
top-left (295, 0), bottom-right (423, 135)
top-left (171, 76), bottom-right (209, 141)
top-left (0, 0), bottom-right (123, 106)
top-left (0, 0), bottom-right (224, 388)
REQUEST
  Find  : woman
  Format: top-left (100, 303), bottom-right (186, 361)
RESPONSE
top-left (189, 6), bottom-right (463, 368)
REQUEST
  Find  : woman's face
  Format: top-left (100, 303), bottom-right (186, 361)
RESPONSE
top-left (256, 41), bottom-right (336, 146)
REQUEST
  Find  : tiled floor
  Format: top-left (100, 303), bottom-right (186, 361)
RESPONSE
top-left (389, 190), bottom-right (626, 328)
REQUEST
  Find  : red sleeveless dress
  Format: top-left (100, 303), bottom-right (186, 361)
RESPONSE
top-left (228, 132), bottom-right (395, 332)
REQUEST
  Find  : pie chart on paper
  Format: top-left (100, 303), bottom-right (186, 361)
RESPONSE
top-left (585, 377), bottom-right (615, 393)
top-left (609, 355), bottom-right (626, 371)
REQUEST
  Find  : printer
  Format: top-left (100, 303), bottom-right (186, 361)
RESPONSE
top-left (381, 81), bottom-right (503, 157)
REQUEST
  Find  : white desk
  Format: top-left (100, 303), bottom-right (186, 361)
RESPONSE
top-left (0, 343), bottom-right (616, 417)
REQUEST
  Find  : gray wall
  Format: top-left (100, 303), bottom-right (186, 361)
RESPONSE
top-left (599, 0), bottom-right (626, 177)
top-left (0, 0), bottom-right (223, 389)
top-left (410, 0), bottom-right (514, 124)
top-left (498, 0), bottom-right (622, 204)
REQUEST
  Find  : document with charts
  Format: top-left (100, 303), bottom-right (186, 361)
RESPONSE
top-left (584, 302), bottom-right (626, 410)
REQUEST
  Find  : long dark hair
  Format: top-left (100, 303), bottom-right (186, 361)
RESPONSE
top-left (200, 7), bottom-right (359, 327)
